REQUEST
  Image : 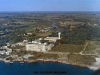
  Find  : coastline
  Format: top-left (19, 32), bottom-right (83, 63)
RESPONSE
top-left (0, 59), bottom-right (94, 75)
top-left (1, 58), bottom-right (97, 71)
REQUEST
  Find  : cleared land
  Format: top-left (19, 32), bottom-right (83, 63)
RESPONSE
top-left (36, 32), bottom-right (51, 37)
top-left (83, 41), bottom-right (100, 54)
top-left (51, 44), bottom-right (84, 53)
top-left (68, 54), bottom-right (96, 65)
top-left (29, 53), bottom-right (58, 60)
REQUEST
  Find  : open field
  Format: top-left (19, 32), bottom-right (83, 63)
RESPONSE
top-left (22, 25), bottom-right (36, 32)
top-left (83, 41), bottom-right (100, 54)
top-left (51, 44), bottom-right (84, 53)
top-left (28, 52), bottom-right (58, 60)
top-left (14, 22), bottom-right (36, 25)
top-left (61, 22), bottom-right (84, 25)
top-left (12, 46), bottom-right (25, 49)
top-left (36, 32), bottom-right (51, 37)
top-left (36, 53), bottom-right (58, 59)
top-left (68, 54), bottom-right (96, 65)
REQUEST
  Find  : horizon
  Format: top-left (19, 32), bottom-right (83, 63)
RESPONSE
top-left (0, 11), bottom-right (100, 13)
top-left (0, 0), bottom-right (100, 12)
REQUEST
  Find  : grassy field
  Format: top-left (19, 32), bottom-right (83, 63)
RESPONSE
top-left (51, 44), bottom-right (84, 53)
top-left (12, 46), bottom-right (25, 49)
top-left (29, 52), bottom-right (58, 60)
top-left (83, 41), bottom-right (100, 54)
top-left (14, 21), bottom-right (36, 25)
top-left (36, 32), bottom-right (51, 37)
top-left (68, 54), bottom-right (96, 65)
top-left (37, 53), bottom-right (58, 59)
top-left (23, 25), bottom-right (36, 32)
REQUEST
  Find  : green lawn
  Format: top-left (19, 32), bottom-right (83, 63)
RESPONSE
top-left (51, 44), bottom-right (84, 53)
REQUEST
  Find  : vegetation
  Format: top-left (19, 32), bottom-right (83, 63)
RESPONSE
top-left (52, 23), bottom-right (100, 45)
top-left (68, 54), bottom-right (96, 65)
top-left (37, 53), bottom-right (58, 59)
top-left (51, 44), bottom-right (84, 53)
top-left (29, 52), bottom-right (58, 60)
top-left (1, 12), bottom-right (100, 67)
top-left (84, 41), bottom-right (100, 54)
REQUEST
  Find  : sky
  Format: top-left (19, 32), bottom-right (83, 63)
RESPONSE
top-left (0, 0), bottom-right (100, 11)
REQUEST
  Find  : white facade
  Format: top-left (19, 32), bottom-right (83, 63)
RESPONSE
top-left (0, 50), bottom-right (5, 55)
top-left (23, 40), bottom-right (28, 43)
top-left (26, 42), bottom-right (54, 52)
top-left (44, 37), bottom-right (58, 42)
top-left (17, 42), bottom-right (25, 46)
top-left (23, 54), bottom-right (33, 59)
top-left (26, 43), bottom-right (45, 52)
top-left (0, 49), bottom-right (12, 55)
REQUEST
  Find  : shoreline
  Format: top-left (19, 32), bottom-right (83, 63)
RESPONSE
top-left (1, 58), bottom-right (97, 71)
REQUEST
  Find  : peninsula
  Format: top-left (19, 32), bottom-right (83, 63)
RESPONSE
top-left (0, 12), bottom-right (100, 71)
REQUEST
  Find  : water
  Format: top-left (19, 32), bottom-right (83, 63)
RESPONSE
top-left (0, 62), bottom-right (98, 75)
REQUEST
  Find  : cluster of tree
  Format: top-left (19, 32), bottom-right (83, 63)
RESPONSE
top-left (7, 30), bottom-right (24, 43)
top-left (27, 33), bottom-right (38, 42)
top-left (0, 37), bottom-right (8, 46)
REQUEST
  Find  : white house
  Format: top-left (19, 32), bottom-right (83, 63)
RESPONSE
top-left (1, 46), bottom-right (12, 55)
top-left (0, 50), bottom-right (6, 55)
top-left (17, 42), bottom-right (25, 46)
top-left (6, 49), bottom-right (12, 55)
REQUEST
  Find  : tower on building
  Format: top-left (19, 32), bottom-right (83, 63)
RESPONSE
top-left (58, 32), bottom-right (61, 39)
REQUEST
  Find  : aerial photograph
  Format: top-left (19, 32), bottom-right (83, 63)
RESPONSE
top-left (0, 0), bottom-right (100, 75)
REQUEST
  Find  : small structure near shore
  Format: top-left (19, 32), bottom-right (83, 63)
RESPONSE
top-left (23, 54), bottom-right (33, 59)
top-left (0, 46), bottom-right (12, 55)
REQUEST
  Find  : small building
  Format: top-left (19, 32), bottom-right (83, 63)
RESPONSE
top-left (11, 43), bottom-right (18, 47)
top-left (1, 46), bottom-right (12, 55)
top-left (17, 42), bottom-right (25, 46)
top-left (44, 32), bottom-right (61, 42)
top-left (0, 49), bottom-right (6, 55)
top-left (6, 49), bottom-right (12, 55)
top-left (44, 37), bottom-right (59, 42)
top-left (27, 33), bottom-right (32, 35)
top-left (23, 40), bottom-right (28, 43)
top-left (23, 54), bottom-right (33, 59)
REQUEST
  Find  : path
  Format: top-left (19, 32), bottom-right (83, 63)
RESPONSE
top-left (79, 42), bottom-right (89, 54)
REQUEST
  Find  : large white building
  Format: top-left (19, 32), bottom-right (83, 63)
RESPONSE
top-left (26, 43), bottom-right (54, 52)
top-left (25, 38), bottom-right (54, 52)
top-left (25, 32), bottom-right (61, 52)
